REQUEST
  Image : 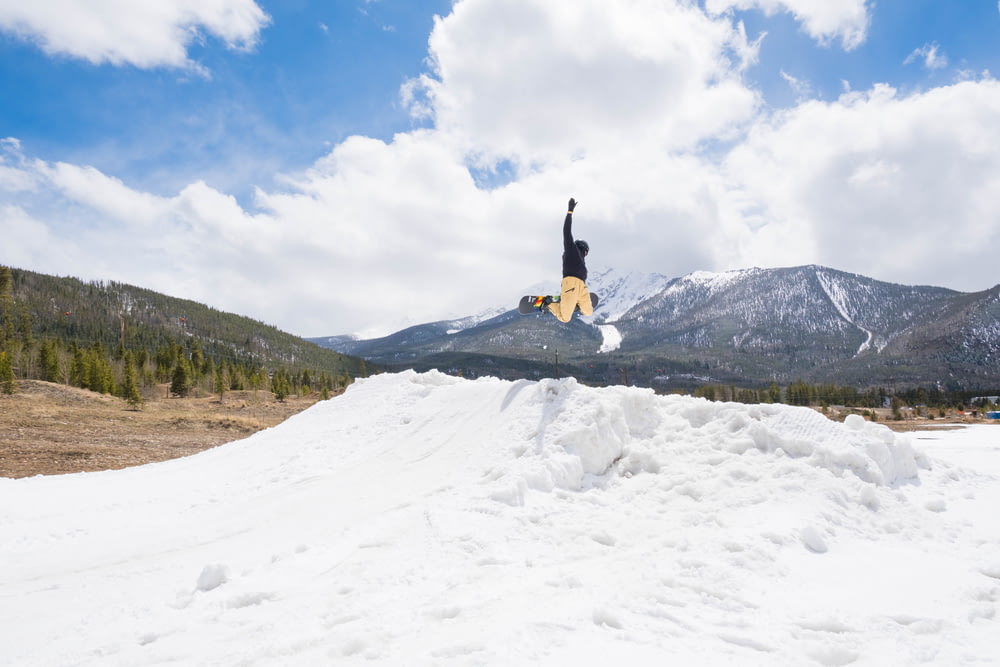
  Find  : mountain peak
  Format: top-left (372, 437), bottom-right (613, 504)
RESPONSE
top-left (312, 265), bottom-right (1000, 388)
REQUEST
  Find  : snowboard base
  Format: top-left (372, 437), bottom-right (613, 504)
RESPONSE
top-left (518, 292), bottom-right (599, 315)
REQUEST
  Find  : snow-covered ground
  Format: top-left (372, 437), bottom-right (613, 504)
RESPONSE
top-left (2, 371), bottom-right (998, 666)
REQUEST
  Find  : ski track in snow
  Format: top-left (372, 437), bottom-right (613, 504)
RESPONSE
top-left (597, 324), bottom-right (622, 353)
top-left (816, 271), bottom-right (876, 356)
top-left (1, 371), bottom-right (998, 666)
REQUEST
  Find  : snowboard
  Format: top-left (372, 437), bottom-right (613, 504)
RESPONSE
top-left (518, 292), bottom-right (599, 315)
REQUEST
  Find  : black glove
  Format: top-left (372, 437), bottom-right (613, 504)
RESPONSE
top-left (568, 198), bottom-right (577, 212)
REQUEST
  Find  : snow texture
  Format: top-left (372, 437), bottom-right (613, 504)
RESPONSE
top-left (1, 370), bottom-right (998, 665)
top-left (596, 324), bottom-right (622, 353)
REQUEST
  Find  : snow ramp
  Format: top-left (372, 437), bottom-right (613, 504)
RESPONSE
top-left (4, 371), bottom-right (997, 667)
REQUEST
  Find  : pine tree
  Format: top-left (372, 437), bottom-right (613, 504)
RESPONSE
top-left (88, 347), bottom-right (105, 393)
top-left (155, 344), bottom-right (176, 383)
top-left (0, 351), bottom-right (16, 394)
top-left (189, 341), bottom-right (205, 381)
top-left (203, 356), bottom-right (216, 387)
top-left (121, 351), bottom-right (143, 409)
top-left (214, 365), bottom-right (226, 399)
top-left (86, 343), bottom-right (114, 394)
top-left (248, 367), bottom-right (266, 391)
top-left (272, 369), bottom-right (291, 401)
top-left (227, 362), bottom-right (245, 391)
top-left (69, 344), bottom-right (87, 388)
top-left (39, 339), bottom-right (62, 382)
top-left (170, 357), bottom-right (192, 397)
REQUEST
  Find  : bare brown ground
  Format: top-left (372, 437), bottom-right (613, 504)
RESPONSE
top-left (820, 406), bottom-right (988, 432)
top-left (0, 380), bottom-right (332, 478)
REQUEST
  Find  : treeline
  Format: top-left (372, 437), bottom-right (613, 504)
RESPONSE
top-left (0, 266), bottom-right (368, 402)
top-left (691, 381), bottom-right (882, 406)
top-left (692, 379), bottom-right (998, 410)
top-left (18, 337), bottom-right (351, 403)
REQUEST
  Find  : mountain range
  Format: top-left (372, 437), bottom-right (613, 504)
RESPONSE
top-left (309, 265), bottom-right (1000, 390)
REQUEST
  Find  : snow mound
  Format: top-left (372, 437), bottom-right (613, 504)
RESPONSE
top-left (393, 372), bottom-right (924, 496)
top-left (4, 371), bottom-right (997, 667)
top-left (305, 371), bottom-right (926, 500)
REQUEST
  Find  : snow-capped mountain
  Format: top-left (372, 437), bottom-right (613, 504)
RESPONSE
top-left (311, 265), bottom-right (1000, 388)
top-left (585, 266), bottom-right (675, 322)
top-left (305, 267), bottom-right (670, 361)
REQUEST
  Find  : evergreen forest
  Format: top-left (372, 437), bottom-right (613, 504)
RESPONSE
top-left (0, 266), bottom-right (373, 403)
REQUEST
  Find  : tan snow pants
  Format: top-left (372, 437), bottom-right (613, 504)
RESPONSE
top-left (547, 276), bottom-right (593, 322)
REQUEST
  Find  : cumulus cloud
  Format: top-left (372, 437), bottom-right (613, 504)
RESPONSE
top-left (0, 0), bottom-right (269, 69)
top-left (721, 79), bottom-right (1000, 288)
top-left (1, 143), bottom-right (272, 318)
top-left (706, 0), bottom-right (871, 50)
top-left (407, 0), bottom-right (759, 167)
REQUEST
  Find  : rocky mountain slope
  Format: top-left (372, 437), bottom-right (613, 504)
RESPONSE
top-left (310, 266), bottom-right (1000, 389)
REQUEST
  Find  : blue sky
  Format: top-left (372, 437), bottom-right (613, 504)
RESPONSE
top-left (3, 1), bottom-right (1000, 337)
top-left (0, 1), bottom-right (451, 201)
top-left (743, 1), bottom-right (1000, 106)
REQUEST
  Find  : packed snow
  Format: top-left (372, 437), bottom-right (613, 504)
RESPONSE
top-left (2, 371), bottom-right (999, 665)
top-left (597, 324), bottom-right (623, 353)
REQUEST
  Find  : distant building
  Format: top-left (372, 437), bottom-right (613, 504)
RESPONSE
top-left (969, 396), bottom-right (1000, 406)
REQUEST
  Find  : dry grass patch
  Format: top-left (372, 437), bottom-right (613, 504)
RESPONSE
top-left (0, 380), bottom-right (333, 478)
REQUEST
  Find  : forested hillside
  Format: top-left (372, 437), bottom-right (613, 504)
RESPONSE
top-left (0, 266), bottom-right (373, 401)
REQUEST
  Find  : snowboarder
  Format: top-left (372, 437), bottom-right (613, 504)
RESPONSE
top-left (543, 197), bottom-right (594, 322)
top-left (516, 198), bottom-right (599, 317)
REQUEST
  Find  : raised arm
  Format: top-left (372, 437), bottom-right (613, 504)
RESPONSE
top-left (563, 197), bottom-right (577, 251)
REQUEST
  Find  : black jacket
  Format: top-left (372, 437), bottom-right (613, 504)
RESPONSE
top-left (561, 212), bottom-right (587, 281)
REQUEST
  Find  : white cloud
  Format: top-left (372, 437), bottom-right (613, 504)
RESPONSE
top-left (0, 0), bottom-right (269, 69)
top-left (41, 162), bottom-right (166, 223)
top-left (408, 0), bottom-right (759, 167)
top-left (904, 42), bottom-right (948, 70)
top-left (721, 79), bottom-right (1000, 289)
top-left (0, 138), bottom-right (41, 193)
top-left (0, 204), bottom-right (65, 264)
top-left (706, 0), bottom-right (871, 50)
